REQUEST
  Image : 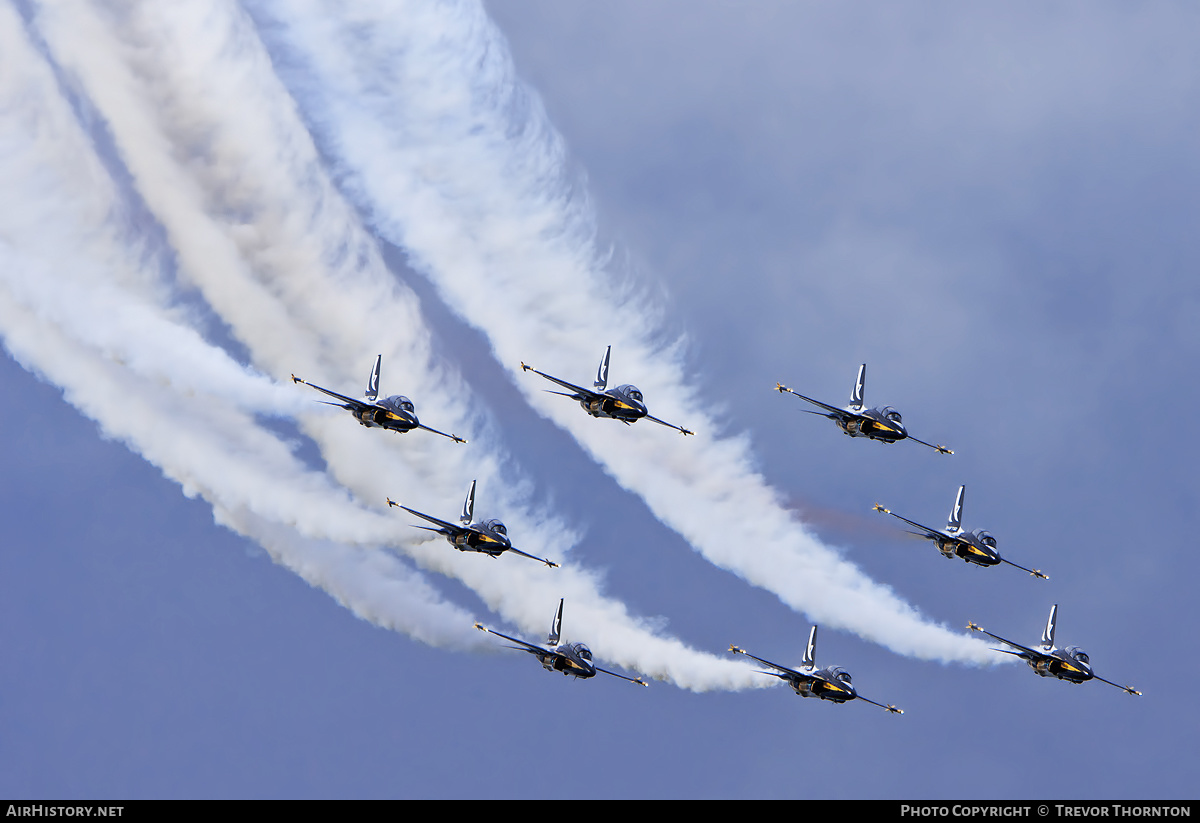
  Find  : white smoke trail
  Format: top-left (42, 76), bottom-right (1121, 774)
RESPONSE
top-left (241, 0), bottom-right (993, 663)
top-left (0, 10), bottom-right (294, 417)
top-left (0, 275), bottom-right (484, 649)
top-left (0, 1), bottom-right (483, 649)
top-left (10, 0), bottom-right (760, 689)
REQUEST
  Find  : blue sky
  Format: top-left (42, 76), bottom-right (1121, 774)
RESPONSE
top-left (1, 0), bottom-right (1195, 798)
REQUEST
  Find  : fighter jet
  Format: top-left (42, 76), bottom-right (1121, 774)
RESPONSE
top-left (729, 626), bottom-right (902, 714)
top-left (776, 363), bottom-right (951, 453)
top-left (967, 605), bottom-right (1141, 695)
top-left (520, 346), bottom-right (693, 435)
top-left (475, 599), bottom-right (647, 686)
top-left (291, 355), bottom-right (466, 443)
top-left (387, 480), bottom-right (559, 568)
top-left (873, 485), bottom-right (1048, 579)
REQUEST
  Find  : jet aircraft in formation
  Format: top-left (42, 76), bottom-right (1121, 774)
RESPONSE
top-left (729, 626), bottom-right (902, 714)
top-left (521, 346), bottom-right (694, 435)
top-left (287, 352), bottom-right (1132, 708)
top-left (776, 363), bottom-right (951, 454)
top-left (873, 485), bottom-right (1048, 579)
top-left (292, 355), bottom-right (466, 443)
top-left (968, 605), bottom-right (1140, 695)
top-left (475, 599), bottom-right (648, 686)
top-left (387, 480), bottom-right (559, 567)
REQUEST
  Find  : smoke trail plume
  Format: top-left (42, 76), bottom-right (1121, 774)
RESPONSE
top-left (242, 0), bottom-right (992, 663)
top-left (0, 1), bottom-right (487, 649)
top-left (5, 0), bottom-right (759, 689)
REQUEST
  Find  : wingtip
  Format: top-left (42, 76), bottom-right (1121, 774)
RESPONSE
top-left (966, 621), bottom-right (981, 632)
top-left (545, 560), bottom-right (560, 569)
top-left (872, 503), bottom-right (889, 514)
top-left (452, 435), bottom-right (467, 444)
top-left (1127, 687), bottom-right (1142, 696)
top-left (1033, 570), bottom-right (1049, 580)
top-left (681, 428), bottom-right (694, 436)
top-left (474, 622), bottom-right (487, 633)
top-left (729, 644), bottom-right (743, 654)
top-left (520, 361), bottom-right (530, 372)
top-left (887, 705), bottom-right (904, 715)
top-left (937, 445), bottom-right (953, 455)
top-left (386, 498), bottom-right (398, 508)
top-left (291, 373), bottom-right (301, 384)
top-left (775, 382), bottom-right (789, 393)
top-left (635, 678), bottom-right (648, 687)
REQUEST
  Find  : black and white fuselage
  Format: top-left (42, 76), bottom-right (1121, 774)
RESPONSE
top-left (387, 480), bottom-right (559, 567)
top-left (874, 485), bottom-right (1047, 579)
top-left (729, 626), bottom-right (902, 714)
top-left (776, 363), bottom-right (951, 453)
top-left (967, 605), bottom-right (1140, 695)
top-left (520, 346), bottom-right (693, 435)
top-left (291, 355), bottom-right (465, 442)
top-left (535, 641), bottom-right (599, 679)
top-left (580, 383), bottom-right (651, 424)
top-left (474, 600), bottom-right (647, 686)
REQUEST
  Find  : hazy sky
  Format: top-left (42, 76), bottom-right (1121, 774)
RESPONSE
top-left (1, 0), bottom-right (1195, 798)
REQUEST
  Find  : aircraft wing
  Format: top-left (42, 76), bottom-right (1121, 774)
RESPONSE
top-left (645, 414), bottom-right (694, 436)
top-left (905, 434), bottom-right (954, 454)
top-left (871, 505), bottom-right (942, 539)
top-left (997, 556), bottom-right (1050, 580)
top-left (729, 645), bottom-right (805, 680)
top-left (387, 500), bottom-right (463, 536)
top-left (475, 623), bottom-right (560, 660)
top-left (521, 362), bottom-right (602, 402)
top-left (292, 375), bottom-right (371, 412)
top-left (593, 665), bottom-right (648, 687)
top-left (416, 422), bottom-right (467, 444)
top-left (1091, 673), bottom-right (1142, 696)
top-left (966, 622), bottom-right (1043, 661)
top-left (855, 694), bottom-right (904, 714)
top-left (504, 546), bottom-right (561, 568)
top-left (775, 384), bottom-right (854, 420)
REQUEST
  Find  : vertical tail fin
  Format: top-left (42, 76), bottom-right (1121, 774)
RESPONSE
top-left (460, 479), bottom-right (476, 525)
top-left (594, 346), bottom-right (611, 391)
top-left (548, 599), bottom-right (564, 647)
top-left (947, 485), bottom-right (965, 533)
top-left (1041, 604), bottom-right (1058, 650)
top-left (802, 625), bottom-right (818, 670)
top-left (365, 354), bottom-right (381, 402)
top-left (849, 364), bottom-right (866, 410)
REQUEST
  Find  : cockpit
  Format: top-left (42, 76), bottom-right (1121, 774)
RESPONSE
top-left (381, 395), bottom-right (416, 414)
top-left (573, 644), bottom-right (593, 662)
top-left (1066, 646), bottom-right (1090, 665)
top-left (485, 520), bottom-right (507, 536)
top-left (617, 385), bottom-right (644, 404)
top-left (829, 667), bottom-right (853, 685)
top-left (976, 531), bottom-right (997, 548)
top-left (881, 406), bottom-right (903, 424)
